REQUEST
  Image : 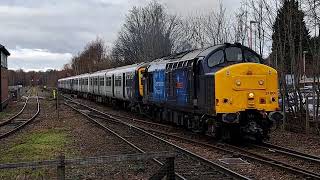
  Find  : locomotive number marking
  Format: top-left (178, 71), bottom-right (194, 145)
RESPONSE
top-left (265, 92), bottom-right (276, 95)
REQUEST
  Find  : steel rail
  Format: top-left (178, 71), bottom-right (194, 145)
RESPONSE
top-left (62, 94), bottom-right (320, 179)
top-left (0, 97), bottom-right (29, 127)
top-left (0, 88), bottom-right (33, 127)
top-left (0, 94), bottom-right (40, 139)
top-left (146, 128), bottom-right (320, 179)
top-left (62, 94), bottom-right (173, 129)
top-left (259, 142), bottom-right (320, 163)
top-left (63, 97), bottom-right (250, 180)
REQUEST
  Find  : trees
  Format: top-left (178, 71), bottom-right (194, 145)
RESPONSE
top-left (272, 0), bottom-right (310, 75)
top-left (177, 2), bottom-right (233, 50)
top-left (70, 37), bottom-right (112, 75)
top-left (112, 1), bottom-right (179, 64)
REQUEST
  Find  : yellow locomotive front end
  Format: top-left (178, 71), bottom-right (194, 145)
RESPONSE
top-left (215, 63), bottom-right (279, 113)
top-left (214, 63), bottom-right (283, 141)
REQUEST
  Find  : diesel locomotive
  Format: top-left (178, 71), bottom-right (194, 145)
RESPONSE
top-left (58, 43), bottom-right (283, 141)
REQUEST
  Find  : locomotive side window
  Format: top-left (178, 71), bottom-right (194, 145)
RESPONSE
top-left (225, 47), bottom-right (242, 62)
top-left (208, 50), bottom-right (224, 67)
top-left (244, 49), bottom-right (260, 63)
top-left (148, 73), bottom-right (153, 93)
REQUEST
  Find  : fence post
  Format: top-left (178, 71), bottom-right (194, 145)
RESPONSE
top-left (57, 155), bottom-right (65, 180)
top-left (306, 94), bottom-right (310, 134)
top-left (282, 94), bottom-right (286, 131)
top-left (166, 157), bottom-right (175, 180)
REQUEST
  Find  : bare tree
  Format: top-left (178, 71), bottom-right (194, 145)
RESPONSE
top-left (112, 1), bottom-right (179, 64)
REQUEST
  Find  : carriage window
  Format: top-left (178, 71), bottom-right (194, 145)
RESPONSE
top-left (106, 77), bottom-right (112, 86)
top-left (126, 76), bottom-right (132, 87)
top-left (225, 47), bottom-right (242, 62)
top-left (94, 78), bottom-right (98, 85)
top-left (100, 78), bottom-right (104, 86)
top-left (115, 76), bottom-right (122, 86)
top-left (244, 49), bottom-right (260, 63)
top-left (208, 50), bottom-right (224, 67)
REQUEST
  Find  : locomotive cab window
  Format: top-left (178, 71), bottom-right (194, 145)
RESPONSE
top-left (244, 49), bottom-right (260, 63)
top-left (225, 47), bottom-right (242, 62)
top-left (208, 50), bottom-right (224, 67)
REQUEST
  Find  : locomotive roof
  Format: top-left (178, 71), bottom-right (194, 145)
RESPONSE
top-left (164, 44), bottom-right (224, 63)
top-left (147, 58), bottom-right (169, 72)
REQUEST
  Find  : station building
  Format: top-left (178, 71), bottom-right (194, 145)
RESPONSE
top-left (0, 44), bottom-right (10, 111)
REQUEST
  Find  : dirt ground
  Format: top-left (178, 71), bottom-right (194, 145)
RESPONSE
top-left (269, 129), bottom-right (320, 156)
top-left (0, 88), bottom-right (159, 179)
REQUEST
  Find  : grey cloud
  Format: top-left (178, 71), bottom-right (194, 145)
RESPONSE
top-left (0, 0), bottom-right (241, 70)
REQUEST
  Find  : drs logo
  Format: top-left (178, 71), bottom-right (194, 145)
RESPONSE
top-left (176, 82), bottom-right (183, 88)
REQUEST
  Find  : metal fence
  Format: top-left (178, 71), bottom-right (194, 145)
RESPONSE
top-left (0, 152), bottom-right (176, 180)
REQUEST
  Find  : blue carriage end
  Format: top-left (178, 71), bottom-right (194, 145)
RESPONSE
top-left (174, 68), bottom-right (189, 106)
top-left (152, 70), bottom-right (166, 103)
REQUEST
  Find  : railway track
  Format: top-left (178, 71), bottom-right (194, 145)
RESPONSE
top-left (122, 118), bottom-right (320, 179)
top-left (119, 121), bottom-right (320, 179)
top-left (0, 92), bottom-right (40, 139)
top-left (117, 116), bottom-right (320, 179)
top-left (62, 94), bottom-right (320, 179)
top-left (62, 95), bottom-right (249, 180)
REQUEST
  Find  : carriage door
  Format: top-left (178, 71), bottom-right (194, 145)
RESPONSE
top-left (112, 75), bottom-right (115, 97)
top-left (123, 73), bottom-right (126, 99)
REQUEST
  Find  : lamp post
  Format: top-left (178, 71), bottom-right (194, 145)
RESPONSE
top-left (250, 21), bottom-right (259, 49)
top-left (302, 51), bottom-right (308, 89)
top-left (303, 51), bottom-right (308, 77)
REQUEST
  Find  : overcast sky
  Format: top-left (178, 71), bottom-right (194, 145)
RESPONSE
top-left (0, 0), bottom-right (241, 71)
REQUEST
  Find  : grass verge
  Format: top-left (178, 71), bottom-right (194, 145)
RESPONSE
top-left (0, 129), bottom-right (70, 179)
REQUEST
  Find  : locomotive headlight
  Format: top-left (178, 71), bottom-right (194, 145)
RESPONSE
top-left (236, 80), bottom-right (241, 86)
top-left (248, 92), bottom-right (255, 99)
top-left (258, 80), bottom-right (264, 85)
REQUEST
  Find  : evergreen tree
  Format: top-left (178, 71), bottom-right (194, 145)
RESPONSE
top-left (272, 0), bottom-right (310, 74)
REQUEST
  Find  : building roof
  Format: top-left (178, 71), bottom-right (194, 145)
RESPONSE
top-left (0, 44), bottom-right (10, 56)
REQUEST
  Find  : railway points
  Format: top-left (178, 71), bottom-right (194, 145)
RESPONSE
top-left (0, 88), bottom-right (40, 139)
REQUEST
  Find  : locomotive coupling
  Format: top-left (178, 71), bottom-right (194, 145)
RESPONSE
top-left (222, 113), bottom-right (240, 123)
top-left (268, 111), bottom-right (284, 122)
